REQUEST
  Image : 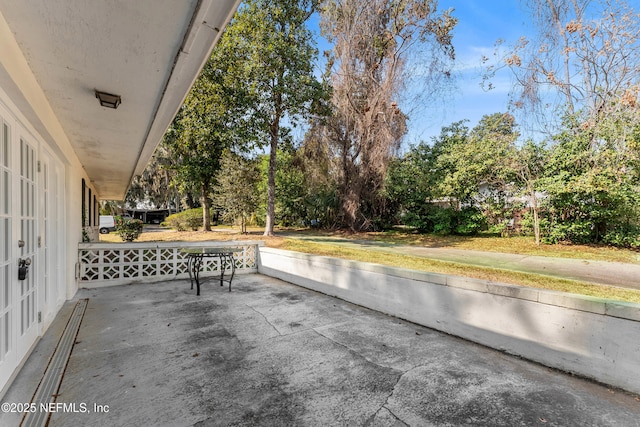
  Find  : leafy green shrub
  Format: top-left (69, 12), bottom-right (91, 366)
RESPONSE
top-left (115, 217), bottom-right (143, 242)
top-left (518, 211), bottom-right (550, 238)
top-left (601, 227), bottom-right (640, 249)
top-left (164, 213), bottom-right (186, 231)
top-left (543, 220), bottom-right (593, 244)
top-left (431, 207), bottom-right (455, 235)
top-left (164, 208), bottom-right (204, 231)
top-left (402, 204), bottom-right (443, 233)
top-left (453, 207), bottom-right (486, 235)
top-left (400, 205), bottom-right (486, 236)
top-left (184, 209), bottom-right (203, 230)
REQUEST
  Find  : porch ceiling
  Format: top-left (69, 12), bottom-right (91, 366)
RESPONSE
top-left (0, 0), bottom-right (240, 199)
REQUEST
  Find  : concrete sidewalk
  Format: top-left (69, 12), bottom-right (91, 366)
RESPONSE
top-left (285, 234), bottom-right (640, 291)
top-left (2, 275), bottom-right (640, 426)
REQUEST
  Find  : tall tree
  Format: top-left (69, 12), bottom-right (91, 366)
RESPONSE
top-left (319, 0), bottom-right (457, 231)
top-left (297, 122), bottom-right (342, 228)
top-left (260, 148), bottom-right (308, 227)
top-left (486, 0), bottom-right (640, 135)
top-left (482, 0), bottom-right (640, 246)
top-left (125, 144), bottom-right (180, 211)
top-left (220, 0), bottom-right (323, 236)
top-left (385, 141), bottom-right (443, 231)
top-left (540, 113), bottom-right (640, 246)
top-left (163, 25), bottom-right (257, 231)
top-left (214, 151), bottom-right (261, 234)
top-left (435, 114), bottom-right (518, 213)
top-left (164, 79), bottom-right (226, 231)
top-left (510, 140), bottom-right (547, 245)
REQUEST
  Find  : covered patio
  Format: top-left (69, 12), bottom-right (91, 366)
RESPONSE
top-left (2, 274), bottom-right (639, 426)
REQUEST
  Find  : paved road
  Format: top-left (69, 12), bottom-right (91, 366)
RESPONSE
top-left (283, 234), bottom-right (640, 291)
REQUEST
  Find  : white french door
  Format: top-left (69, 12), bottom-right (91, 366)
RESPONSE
top-left (0, 115), bottom-right (15, 388)
top-left (0, 115), bottom-right (40, 387)
top-left (0, 103), bottom-right (64, 389)
top-left (16, 136), bottom-right (39, 361)
top-left (38, 148), bottom-right (64, 326)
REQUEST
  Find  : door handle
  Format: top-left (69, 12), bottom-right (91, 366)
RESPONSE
top-left (18, 257), bottom-right (31, 281)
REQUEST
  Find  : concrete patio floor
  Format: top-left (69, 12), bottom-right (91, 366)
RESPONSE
top-left (2, 274), bottom-right (640, 426)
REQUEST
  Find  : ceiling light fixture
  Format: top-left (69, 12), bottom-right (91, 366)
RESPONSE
top-left (95, 90), bottom-right (121, 109)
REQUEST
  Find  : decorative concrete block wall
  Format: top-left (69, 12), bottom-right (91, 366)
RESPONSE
top-left (257, 247), bottom-right (640, 395)
top-left (78, 241), bottom-right (261, 287)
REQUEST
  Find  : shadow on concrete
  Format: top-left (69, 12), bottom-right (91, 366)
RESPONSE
top-left (2, 275), bottom-right (639, 426)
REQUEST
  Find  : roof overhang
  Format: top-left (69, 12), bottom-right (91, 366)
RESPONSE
top-left (0, 0), bottom-right (241, 199)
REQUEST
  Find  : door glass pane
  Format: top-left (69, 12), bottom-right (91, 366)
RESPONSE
top-left (0, 311), bottom-right (3, 361)
top-left (29, 293), bottom-right (33, 324)
top-left (20, 140), bottom-right (23, 176)
top-left (2, 123), bottom-right (7, 167)
top-left (30, 179), bottom-right (34, 216)
top-left (26, 142), bottom-right (30, 180)
top-left (20, 180), bottom-right (24, 216)
top-left (3, 219), bottom-right (8, 262)
top-left (2, 171), bottom-right (6, 214)
top-left (4, 312), bottom-right (11, 355)
top-left (4, 312), bottom-right (8, 356)
top-left (0, 216), bottom-right (3, 262)
top-left (3, 267), bottom-right (7, 309)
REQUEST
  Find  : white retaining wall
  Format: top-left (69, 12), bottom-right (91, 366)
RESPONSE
top-left (257, 247), bottom-right (640, 395)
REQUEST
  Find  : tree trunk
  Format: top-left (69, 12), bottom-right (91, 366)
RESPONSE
top-left (530, 184), bottom-right (540, 246)
top-left (264, 120), bottom-right (279, 236)
top-left (202, 180), bottom-right (211, 231)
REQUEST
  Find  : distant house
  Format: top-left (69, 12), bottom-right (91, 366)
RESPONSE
top-left (0, 1), bottom-right (240, 392)
top-left (428, 182), bottom-right (544, 233)
top-left (126, 209), bottom-right (172, 224)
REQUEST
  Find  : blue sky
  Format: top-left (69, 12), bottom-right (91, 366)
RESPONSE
top-left (406, 0), bottom-right (533, 144)
top-left (307, 1), bottom-right (534, 147)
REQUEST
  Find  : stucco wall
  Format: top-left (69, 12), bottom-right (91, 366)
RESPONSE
top-left (257, 247), bottom-right (640, 395)
top-left (0, 9), bottom-right (102, 310)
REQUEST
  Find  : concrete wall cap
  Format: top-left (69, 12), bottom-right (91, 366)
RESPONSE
top-left (258, 247), bottom-right (640, 321)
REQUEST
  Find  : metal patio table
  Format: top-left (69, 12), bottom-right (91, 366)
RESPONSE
top-left (181, 247), bottom-right (243, 296)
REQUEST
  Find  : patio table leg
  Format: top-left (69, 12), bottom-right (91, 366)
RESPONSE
top-left (227, 254), bottom-right (236, 292)
top-left (193, 255), bottom-right (203, 296)
top-left (219, 254), bottom-right (225, 288)
top-left (187, 254), bottom-right (194, 290)
top-left (219, 254), bottom-right (235, 292)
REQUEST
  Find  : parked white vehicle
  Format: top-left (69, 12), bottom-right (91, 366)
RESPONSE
top-left (99, 215), bottom-right (116, 234)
